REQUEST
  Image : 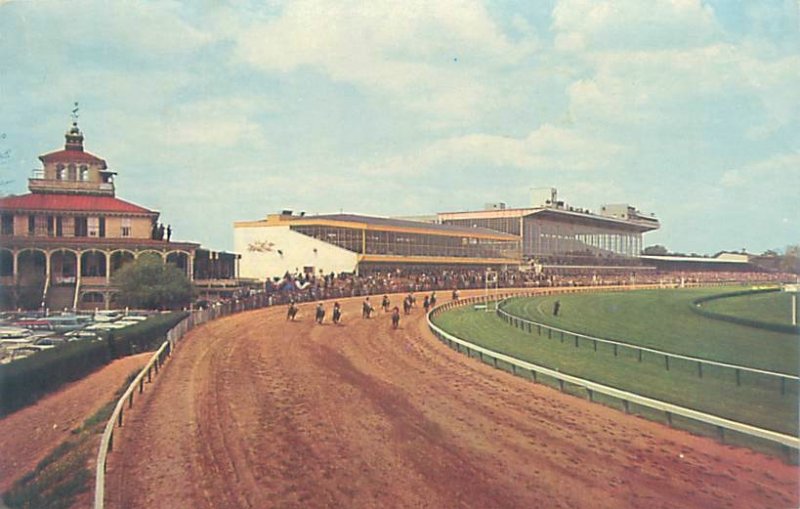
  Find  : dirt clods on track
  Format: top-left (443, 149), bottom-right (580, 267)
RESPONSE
top-left (106, 294), bottom-right (799, 509)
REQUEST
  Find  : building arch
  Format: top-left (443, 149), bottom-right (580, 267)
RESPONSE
top-left (49, 249), bottom-right (78, 284)
top-left (137, 249), bottom-right (165, 260)
top-left (166, 251), bottom-right (190, 276)
top-left (81, 291), bottom-right (105, 304)
top-left (0, 248), bottom-right (13, 277)
top-left (80, 250), bottom-right (107, 278)
top-left (110, 250), bottom-right (136, 277)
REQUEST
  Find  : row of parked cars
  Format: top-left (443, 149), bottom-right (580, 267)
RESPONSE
top-left (0, 310), bottom-right (152, 364)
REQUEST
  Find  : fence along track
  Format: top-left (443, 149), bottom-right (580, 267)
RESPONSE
top-left (93, 299), bottom-right (260, 509)
top-left (427, 293), bottom-right (800, 461)
top-left (495, 299), bottom-right (799, 389)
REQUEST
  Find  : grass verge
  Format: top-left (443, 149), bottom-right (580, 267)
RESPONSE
top-left (2, 371), bottom-right (138, 509)
top-left (432, 305), bottom-right (798, 437)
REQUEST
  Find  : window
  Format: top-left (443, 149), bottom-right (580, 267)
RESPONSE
top-left (88, 217), bottom-right (99, 237)
top-left (56, 217), bottom-right (63, 237)
top-left (47, 216), bottom-right (54, 236)
top-left (1, 214), bottom-right (13, 236)
top-left (56, 164), bottom-right (65, 180)
top-left (99, 217), bottom-right (105, 238)
top-left (74, 217), bottom-right (88, 237)
top-left (121, 218), bottom-right (131, 237)
top-left (80, 166), bottom-right (89, 181)
top-left (28, 215), bottom-right (35, 236)
top-left (68, 164), bottom-right (77, 181)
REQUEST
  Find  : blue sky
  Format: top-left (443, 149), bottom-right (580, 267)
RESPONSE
top-left (1, 0), bottom-right (798, 254)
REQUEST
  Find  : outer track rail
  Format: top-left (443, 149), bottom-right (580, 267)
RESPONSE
top-left (428, 293), bottom-right (800, 459)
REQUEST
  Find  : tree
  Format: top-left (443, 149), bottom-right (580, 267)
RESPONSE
top-left (112, 253), bottom-right (195, 309)
top-left (642, 244), bottom-right (669, 255)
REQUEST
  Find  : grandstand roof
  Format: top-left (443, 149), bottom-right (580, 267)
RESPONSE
top-left (439, 206), bottom-right (659, 232)
top-left (236, 213), bottom-right (520, 240)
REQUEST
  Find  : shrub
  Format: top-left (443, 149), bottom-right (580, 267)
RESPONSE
top-left (0, 312), bottom-right (188, 417)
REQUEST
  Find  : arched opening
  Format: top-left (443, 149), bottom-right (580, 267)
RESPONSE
top-left (82, 291), bottom-right (104, 303)
top-left (0, 249), bottom-right (13, 277)
top-left (50, 250), bottom-right (78, 285)
top-left (110, 251), bottom-right (135, 277)
top-left (166, 252), bottom-right (189, 277)
top-left (17, 250), bottom-right (46, 309)
top-left (81, 250), bottom-right (107, 279)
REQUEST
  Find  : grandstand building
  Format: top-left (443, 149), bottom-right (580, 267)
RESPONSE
top-left (234, 212), bottom-right (521, 280)
top-left (438, 189), bottom-right (660, 274)
top-left (0, 122), bottom-right (239, 310)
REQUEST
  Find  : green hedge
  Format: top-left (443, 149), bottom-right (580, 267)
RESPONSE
top-left (0, 311), bottom-right (188, 417)
top-left (690, 289), bottom-right (800, 335)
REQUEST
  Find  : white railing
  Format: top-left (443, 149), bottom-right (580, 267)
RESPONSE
top-left (93, 298), bottom-right (258, 509)
top-left (427, 294), bottom-right (800, 460)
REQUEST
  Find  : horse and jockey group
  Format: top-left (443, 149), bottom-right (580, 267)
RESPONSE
top-left (285, 290), bottom-right (440, 330)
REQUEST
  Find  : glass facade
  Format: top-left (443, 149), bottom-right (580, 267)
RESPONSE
top-left (290, 224), bottom-right (518, 260)
top-left (443, 213), bottom-right (644, 259)
top-left (524, 217), bottom-right (642, 258)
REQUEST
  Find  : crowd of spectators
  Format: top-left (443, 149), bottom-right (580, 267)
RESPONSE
top-left (244, 267), bottom-right (797, 307)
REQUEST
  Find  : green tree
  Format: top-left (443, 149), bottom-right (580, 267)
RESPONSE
top-left (112, 253), bottom-right (195, 309)
top-left (642, 244), bottom-right (669, 255)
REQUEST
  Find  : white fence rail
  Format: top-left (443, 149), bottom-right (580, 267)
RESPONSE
top-left (93, 299), bottom-right (258, 509)
top-left (427, 294), bottom-right (800, 461)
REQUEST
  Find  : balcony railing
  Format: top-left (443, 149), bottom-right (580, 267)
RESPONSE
top-left (28, 178), bottom-right (114, 195)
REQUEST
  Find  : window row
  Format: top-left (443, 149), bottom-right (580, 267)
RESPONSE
top-left (55, 164), bottom-right (90, 182)
top-left (0, 214), bottom-right (132, 238)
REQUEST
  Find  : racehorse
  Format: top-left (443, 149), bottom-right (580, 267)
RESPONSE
top-left (391, 307), bottom-right (400, 329)
top-left (287, 303), bottom-right (298, 321)
top-left (403, 296), bottom-right (412, 315)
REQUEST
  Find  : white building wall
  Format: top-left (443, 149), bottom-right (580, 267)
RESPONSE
top-left (234, 225), bottom-right (358, 280)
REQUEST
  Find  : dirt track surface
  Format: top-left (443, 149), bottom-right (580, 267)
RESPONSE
top-left (106, 294), bottom-right (799, 509)
top-left (0, 353), bottom-right (149, 493)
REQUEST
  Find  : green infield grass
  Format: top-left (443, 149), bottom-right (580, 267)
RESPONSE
top-left (499, 287), bottom-right (798, 375)
top-left (702, 289), bottom-right (797, 327)
top-left (431, 290), bottom-right (799, 438)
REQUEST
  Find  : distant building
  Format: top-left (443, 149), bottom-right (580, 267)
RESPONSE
top-left (438, 189), bottom-right (660, 273)
top-left (0, 122), bottom-right (238, 310)
top-left (234, 212), bottom-right (520, 280)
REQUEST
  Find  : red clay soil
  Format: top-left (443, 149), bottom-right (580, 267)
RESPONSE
top-left (105, 294), bottom-right (799, 509)
top-left (0, 352), bottom-right (149, 493)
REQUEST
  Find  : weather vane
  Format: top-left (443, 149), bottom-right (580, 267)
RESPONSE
top-left (71, 101), bottom-right (79, 123)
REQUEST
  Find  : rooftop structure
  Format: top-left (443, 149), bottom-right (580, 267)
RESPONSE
top-left (0, 120), bottom-right (239, 310)
top-left (438, 189), bottom-right (660, 265)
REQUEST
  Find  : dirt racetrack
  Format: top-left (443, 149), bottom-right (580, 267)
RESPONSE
top-left (106, 293), bottom-right (799, 509)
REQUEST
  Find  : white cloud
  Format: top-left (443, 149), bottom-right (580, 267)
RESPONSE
top-left (160, 98), bottom-right (269, 147)
top-left (721, 152), bottom-right (800, 190)
top-left (362, 124), bottom-right (624, 176)
top-left (552, 0), bottom-right (720, 52)
top-left (235, 0), bottom-right (537, 122)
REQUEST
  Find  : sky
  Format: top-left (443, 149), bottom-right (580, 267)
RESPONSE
top-left (0, 0), bottom-right (798, 255)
